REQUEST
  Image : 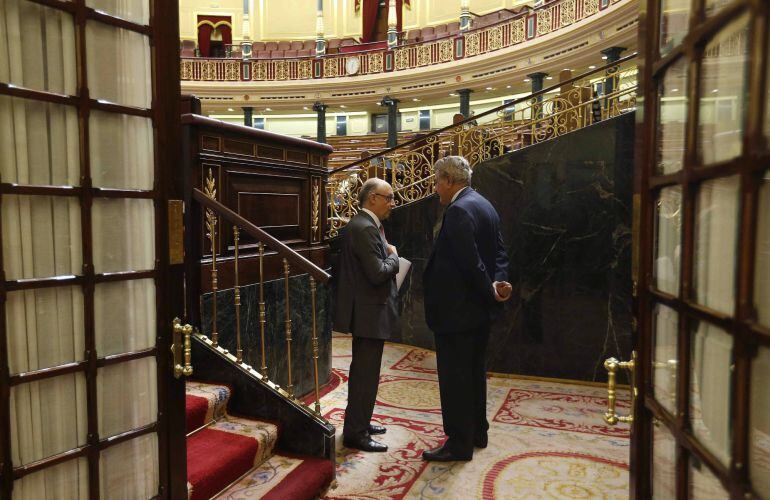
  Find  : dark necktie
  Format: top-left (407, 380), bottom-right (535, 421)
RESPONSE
top-left (379, 224), bottom-right (387, 243)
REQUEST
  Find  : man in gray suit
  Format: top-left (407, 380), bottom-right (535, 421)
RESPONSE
top-left (334, 178), bottom-right (399, 452)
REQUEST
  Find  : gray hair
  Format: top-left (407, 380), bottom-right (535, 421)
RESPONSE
top-left (434, 155), bottom-right (472, 186)
top-left (358, 178), bottom-right (389, 207)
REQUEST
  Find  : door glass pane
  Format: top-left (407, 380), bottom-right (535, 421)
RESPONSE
top-left (756, 171), bottom-right (770, 327)
top-left (6, 286), bottom-right (85, 374)
top-left (2, 195), bottom-right (82, 280)
top-left (750, 346), bottom-right (770, 498)
top-left (689, 456), bottom-right (729, 499)
top-left (95, 279), bottom-right (156, 357)
top-left (85, 22), bottom-right (151, 108)
top-left (90, 111), bottom-right (154, 190)
top-left (656, 58), bottom-right (688, 175)
top-left (0, 0), bottom-right (77, 95)
top-left (694, 175), bottom-right (739, 314)
top-left (690, 321), bottom-right (733, 466)
top-left (86, 0), bottom-right (150, 25)
top-left (92, 198), bottom-right (155, 273)
top-left (99, 433), bottom-right (158, 499)
top-left (659, 0), bottom-right (689, 56)
top-left (652, 304), bottom-right (678, 414)
top-left (0, 96), bottom-right (80, 186)
top-left (10, 373), bottom-right (87, 465)
top-left (654, 186), bottom-right (682, 295)
top-left (12, 457), bottom-right (88, 500)
top-left (97, 357), bottom-right (157, 437)
top-left (697, 14), bottom-right (749, 166)
top-left (704, 0), bottom-right (732, 18)
top-left (652, 421), bottom-right (676, 499)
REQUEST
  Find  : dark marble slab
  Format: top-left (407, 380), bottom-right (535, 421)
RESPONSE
top-left (201, 271), bottom-right (333, 398)
top-left (381, 113), bottom-right (635, 382)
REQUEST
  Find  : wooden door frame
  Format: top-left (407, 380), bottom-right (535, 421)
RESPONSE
top-left (633, 0), bottom-right (770, 498)
top-left (0, 0), bottom-right (184, 497)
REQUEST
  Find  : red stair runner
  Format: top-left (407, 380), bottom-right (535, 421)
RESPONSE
top-left (185, 381), bottom-right (333, 499)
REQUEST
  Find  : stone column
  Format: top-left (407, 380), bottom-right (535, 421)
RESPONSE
top-left (242, 106), bottom-right (253, 127)
top-left (241, 0), bottom-right (253, 58)
top-left (459, 0), bottom-right (472, 31)
top-left (380, 96), bottom-right (400, 148)
top-left (313, 102), bottom-right (328, 143)
top-left (527, 72), bottom-right (548, 119)
top-left (315, 0), bottom-right (326, 56)
top-left (601, 46), bottom-right (626, 96)
top-left (387, 0), bottom-right (398, 49)
top-left (458, 88), bottom-right (473, 118)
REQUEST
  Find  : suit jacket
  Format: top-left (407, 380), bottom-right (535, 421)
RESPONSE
top-left (423, 188), bottom-right (509, 334)
top-left (333, 211), bottom-right (400, 339)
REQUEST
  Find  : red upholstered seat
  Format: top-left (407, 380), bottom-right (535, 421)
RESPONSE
top-left (297, 48), bottom-right (312, 57)
top-left (277, 41), bottom-right (291, 50)
top-left (447, 22), bottom-right (460, 34)
top-left (284, 49), bottom-right (298, 58)
top-left (434, 24), bottom-right (448, 35)
top-left (265, 41), bottom-right (279, 51)
top-left (340, 37), bottom-right (356, 47)
top-left (406, 29), bottom-right (421, 42)
top-left (422, 32), bottom-right (437, 42)
top-left (421, 26), bottom-right (435, 37)
top-left (303, 40), bottom-right (316, 50)
top-left (270, 50), bottom-right (285, 58)
top-left (253, 41), bottom-right (266, 51)
top-left (290, 41), bottom-right (304, 50)
top-left (257, 50), bottom-right (270, 58)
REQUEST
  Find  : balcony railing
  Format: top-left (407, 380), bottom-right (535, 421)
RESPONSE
top-left (180, 0), bottom-right (629, 82)
top-left (325, 54), bottom-right (638, 238)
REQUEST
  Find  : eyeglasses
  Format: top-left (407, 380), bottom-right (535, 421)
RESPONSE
top-left (373, 193), bottom-right (395, 202)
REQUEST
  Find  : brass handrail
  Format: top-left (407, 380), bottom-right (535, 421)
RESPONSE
top-left (329, 52), bottom-right (638, 174)
top-left (192, 188), bottom-right (331, 283)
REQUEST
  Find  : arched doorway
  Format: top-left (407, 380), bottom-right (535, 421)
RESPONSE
top-left (197, 16), bottom-right (232, 57)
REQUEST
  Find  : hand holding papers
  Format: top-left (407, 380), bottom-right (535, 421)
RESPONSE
top-left (396, 257), bottom-right (411, 291)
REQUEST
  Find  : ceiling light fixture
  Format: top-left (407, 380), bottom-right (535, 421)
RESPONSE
top-left (227, 107), bottom-right (234, 111)
top-left (265, 108), bottom-right (272, 111)
top-left (449, 93), bottom-right (457, 96)
top-left (589, 65), bottom-right (596, 69)
top-left (303, 106), bottom-right (309, 110)
top-left (506, 85), bottom-right (511, 88)
top-left (412, 98), bottom-right (420, 101)
top-left (545, 76), bottom-right (553, 80)
top-left (486, 86), bottom-right (493, 90)
top-left (602, 55), bottom-right (608, 60)
top-left (523, 78), bottom-right (530, 83)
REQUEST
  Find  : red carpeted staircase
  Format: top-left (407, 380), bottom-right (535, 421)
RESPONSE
top-left (186, 381), bottom-right (335, 499)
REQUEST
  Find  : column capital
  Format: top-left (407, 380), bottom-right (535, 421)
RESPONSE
top-left (457, 88), bottom-right (473, 95)
top-left (526, 72), bottom-right (548, 80)
top-left (380, 96), bottom-right (400, 107)
top-left (312, 101), bottom-right (327, 112)
top-left (601, 46), bottom-right (626, 62)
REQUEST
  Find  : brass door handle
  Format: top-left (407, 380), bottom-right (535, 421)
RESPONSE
top-left (172, 318), bottom-right (194, 378)
top-left (603, 351), bottom-right (636, 425)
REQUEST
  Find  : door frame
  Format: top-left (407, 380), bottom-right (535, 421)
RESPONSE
top-left (632, 0), bottom-right (770, 498)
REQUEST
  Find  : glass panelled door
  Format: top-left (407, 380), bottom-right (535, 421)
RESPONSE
top-left (0, 0), bottom-right (181, 498)
top-left (634, 0), bottom-right (770, 498)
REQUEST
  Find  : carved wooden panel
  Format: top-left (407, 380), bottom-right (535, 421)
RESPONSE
top-left (223, 138), bottom-right (256, 156)
top-left (258, 145), bottom-right (284, 160)
top-left (201, 135), bottom-right (221, 152)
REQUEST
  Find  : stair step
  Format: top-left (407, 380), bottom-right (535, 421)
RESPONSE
top-left (187, 416), bottom-right (279, 500)
top-left (186, 381), bottom-right (231, 431)
top-left (214, 453), bottom-right (335, 500)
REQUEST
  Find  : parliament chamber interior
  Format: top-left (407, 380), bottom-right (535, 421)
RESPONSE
top-left (1, 0), bottom-right (769, 498)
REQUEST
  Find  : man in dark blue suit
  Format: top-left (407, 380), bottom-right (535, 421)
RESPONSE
top-left (422, 156), bottom-right (512, 462)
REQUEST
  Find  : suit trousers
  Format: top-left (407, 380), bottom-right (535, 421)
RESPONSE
top-left (343, 336), bottom-right (385, 439)
top-left (434, 324), bottom-right (490, 455)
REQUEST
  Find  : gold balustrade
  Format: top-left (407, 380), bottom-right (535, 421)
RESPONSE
top-left (180, 0), bottom-right (632, 82)
top-left (326, 62), bottom-right (637, 238)
top-left (192, 189), bottom-right (331, 416)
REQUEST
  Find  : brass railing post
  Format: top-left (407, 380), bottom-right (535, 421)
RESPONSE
top-left (283, 258), bottom-right (294, 398)
top-left (233, 226), bottom-right (243, 363)
top-left (309, 277), bottom-right (321, 414)
top-left (258, 243), bottom-right (268, 379)
top-left (204, 170), bottom-right (219, 347)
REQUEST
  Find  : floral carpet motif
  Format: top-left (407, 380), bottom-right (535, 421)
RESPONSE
top-left (322, 335), bottom-right (631, 499)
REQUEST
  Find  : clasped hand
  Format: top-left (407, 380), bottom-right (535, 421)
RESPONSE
top-left (492, 281), bottom-right (512, 302)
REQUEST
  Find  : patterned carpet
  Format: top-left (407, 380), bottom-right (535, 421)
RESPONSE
top-left (322, 334), bottom-right (631, 499)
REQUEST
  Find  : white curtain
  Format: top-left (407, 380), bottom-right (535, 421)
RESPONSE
top-left (1, 0), bottom-right (157, 497)
top-left (690, 322), bottom-right (733, 467)
top-left (654, 186), bottom-right (682, 296)
top-left (694, 175), bottom-right (739, 314)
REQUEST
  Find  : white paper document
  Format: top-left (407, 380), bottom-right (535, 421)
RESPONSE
top-left (396, 257), bottom-right (412, 291)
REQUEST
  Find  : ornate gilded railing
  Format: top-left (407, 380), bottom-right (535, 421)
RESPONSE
top-left (192, 188), bottom-right (330, 415)
top-left (180, 0), bottom-right (630, 82)
top-left (326, 54), bottom-right (638, 238)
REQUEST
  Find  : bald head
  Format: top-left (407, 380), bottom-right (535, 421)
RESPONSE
top-left (359, 177), bottom-right (395, 221)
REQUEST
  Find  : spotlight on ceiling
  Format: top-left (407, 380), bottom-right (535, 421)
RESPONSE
top-left (265, 108), bottom-right (272, 111)
top-left (589, 65), bottom-right (596, 69)
top-left (227, 108), bottom-right (234, 112)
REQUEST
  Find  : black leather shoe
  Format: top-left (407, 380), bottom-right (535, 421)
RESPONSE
top-left (343, 435), bottom-right (388, 452)
top-left (368, 424), bottom-right (386, 435)
top-left (422, 444), bottom-right (472, 462)
top-left (474, 434), bottom-right (488, 448)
